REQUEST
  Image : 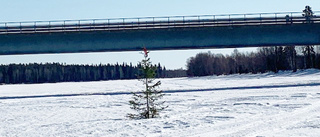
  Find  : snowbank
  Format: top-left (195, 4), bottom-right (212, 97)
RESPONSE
top-left (0, 69), bottom-right (320, 136)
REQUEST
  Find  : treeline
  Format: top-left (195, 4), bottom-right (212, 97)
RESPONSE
top-left (187, 46), bottom-right (320, 76)
top-left (0, 63), bottom-right (174, 84)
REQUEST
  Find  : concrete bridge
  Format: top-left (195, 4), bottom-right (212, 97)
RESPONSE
top-left (0, 11), bottom-right (319, 55)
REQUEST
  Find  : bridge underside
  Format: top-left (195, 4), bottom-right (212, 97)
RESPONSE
top-left (0, 23), bottom-right (319, 55)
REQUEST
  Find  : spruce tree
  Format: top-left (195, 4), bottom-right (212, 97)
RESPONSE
top-left (128, 48), bottom-right (166, 119)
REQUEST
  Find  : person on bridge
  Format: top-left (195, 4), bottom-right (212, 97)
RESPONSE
top-left (285, 15), bottom-right (290, 24)
top-left (303, 5), bottom-right (314, 23)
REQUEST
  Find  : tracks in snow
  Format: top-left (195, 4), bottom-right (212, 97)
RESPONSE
top-left (1, 82), bottom-right (320, 100)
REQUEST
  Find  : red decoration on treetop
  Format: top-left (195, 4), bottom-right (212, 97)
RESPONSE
top-left (143, 47), bottom-right (149, 57)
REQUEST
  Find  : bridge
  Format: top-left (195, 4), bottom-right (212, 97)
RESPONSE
top-left (0, 11), bottom-right (320, 55)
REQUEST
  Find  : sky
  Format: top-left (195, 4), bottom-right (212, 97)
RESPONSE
top-left (0, 0), bottom-right (319, 69)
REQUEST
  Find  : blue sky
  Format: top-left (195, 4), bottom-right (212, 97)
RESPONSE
top-left (0, 0), bottom-right (319, 69)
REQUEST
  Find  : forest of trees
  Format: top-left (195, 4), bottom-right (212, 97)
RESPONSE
top-left (187, 46), bottom-right (320, 76)
top-left (2, 45), bottom-right (319, 84)
top-left (0, 62), bottom-right (178, 84)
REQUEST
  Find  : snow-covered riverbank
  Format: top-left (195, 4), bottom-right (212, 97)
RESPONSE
top-left (1, 69), bottom-right (320, 136)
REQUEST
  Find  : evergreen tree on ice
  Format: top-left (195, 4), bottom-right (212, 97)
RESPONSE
top-left (128, 47), bottom-right (166, 119)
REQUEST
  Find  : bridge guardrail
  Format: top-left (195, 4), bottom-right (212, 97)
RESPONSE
top-left (0, 11), bottom-right (319, 34)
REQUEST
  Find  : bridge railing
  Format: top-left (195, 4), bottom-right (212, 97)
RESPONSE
top-left (0, 11), bottom-right (319, 34)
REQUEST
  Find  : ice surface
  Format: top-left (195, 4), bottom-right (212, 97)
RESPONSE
top-left (1, 69), bottom-right (320, 136)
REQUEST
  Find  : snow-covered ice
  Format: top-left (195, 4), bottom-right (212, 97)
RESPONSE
top-left (1, 69), bottom-right (320, 136)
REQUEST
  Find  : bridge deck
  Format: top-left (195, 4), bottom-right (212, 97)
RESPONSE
top-left (0, 11), bottom-right (320, 55)
top-left (0, 11), bottom-right (319, 34)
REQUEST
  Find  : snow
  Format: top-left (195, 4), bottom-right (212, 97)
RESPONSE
top-left (1, 69), bottom-right (320, 136)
